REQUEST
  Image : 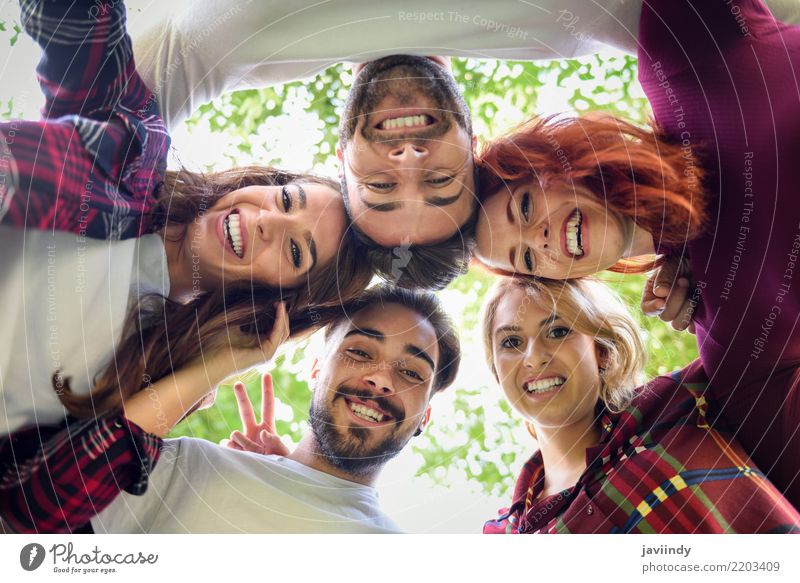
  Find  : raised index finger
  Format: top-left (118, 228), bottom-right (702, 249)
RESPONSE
top-left (234, 381), bottom-right (258, 436)
top-left (260, 373), bottom-right (277, 433)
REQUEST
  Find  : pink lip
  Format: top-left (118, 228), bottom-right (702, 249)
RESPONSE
top-left (560, 209), bottom-right (589, 260)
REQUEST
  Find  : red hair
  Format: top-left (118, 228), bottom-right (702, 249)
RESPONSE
top-left (477, 114), bottom-right (707, 274)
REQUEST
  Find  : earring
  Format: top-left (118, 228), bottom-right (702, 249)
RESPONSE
top-left (599, 367), bottom-right (606, 377)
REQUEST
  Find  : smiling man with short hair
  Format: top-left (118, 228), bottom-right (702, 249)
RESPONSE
top-left (85, 285), bottom-right (460, 533)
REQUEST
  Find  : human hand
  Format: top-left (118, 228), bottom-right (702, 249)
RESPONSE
top-left (208, 302), bottom-right (291, 382)
top-left (641, 256), bottom-right (697, 333)
top-left (221, 373), bottom-right (290, 457)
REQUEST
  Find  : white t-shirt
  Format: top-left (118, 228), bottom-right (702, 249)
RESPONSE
top-left (92, 437), bottom-right (402, 533)
top-left (128, 0), bottom-right (800, 130)
top-left (0, 228), bottom-right (168, 434)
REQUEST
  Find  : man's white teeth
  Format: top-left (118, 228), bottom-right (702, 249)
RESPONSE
top-left (224, 212), bottom-right (243, 258)
top-left (350, 402), bottom-right (385, 422)
top-left (525, 376), bottom-right (566, 394)
top-left (566, 209), bottom-right (584, 257)
top-left (380, 115), bottom-right (429, 130)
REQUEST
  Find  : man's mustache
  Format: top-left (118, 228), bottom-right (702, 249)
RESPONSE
top-left (333, 386), bottom-right (405, 423)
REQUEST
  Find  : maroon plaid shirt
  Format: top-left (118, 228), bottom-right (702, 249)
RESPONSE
top-left (485, 360), bottom-right (800, 534)
top-left (0, 416), bottom-right (162, 534)
top-left (0, 0), bottom-right (169, 240)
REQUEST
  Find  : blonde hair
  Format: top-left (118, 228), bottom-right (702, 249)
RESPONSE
top-left (480, 277), bottom-right (646, 413)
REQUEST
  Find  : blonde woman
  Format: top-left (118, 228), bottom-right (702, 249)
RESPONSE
top-left (481, 277), bottom-right (799, 533)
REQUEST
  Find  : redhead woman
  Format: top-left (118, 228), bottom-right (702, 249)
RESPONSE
top-left (474, 0), bottom-right (800, 506)
top-left (0, 0), bottom-right (372, 437)
top-left (481, 277), bottom-right (800, 533)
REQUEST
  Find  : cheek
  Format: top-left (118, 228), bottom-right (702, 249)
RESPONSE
top-left (494, 352), bottom-right (520, 392)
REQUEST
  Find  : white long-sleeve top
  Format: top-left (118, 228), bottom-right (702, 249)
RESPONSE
top-left (128, 0), bottom-right (800, 130)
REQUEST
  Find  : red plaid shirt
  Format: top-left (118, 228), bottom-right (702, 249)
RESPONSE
top-left (0, 0), bottom-right (169, 240)
top-left (0, 416), bottom-right (162, 534)
top-left (485, 360), bottom-right (800, 534)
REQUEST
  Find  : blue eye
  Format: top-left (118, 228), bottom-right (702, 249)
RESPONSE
top-left (548, 327), bottom-right (571, 339)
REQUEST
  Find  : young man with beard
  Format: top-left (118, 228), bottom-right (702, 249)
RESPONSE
top-left (127, 0), bottom-right (800, 290)
top-left (1, 286), bottom-right (460, 533)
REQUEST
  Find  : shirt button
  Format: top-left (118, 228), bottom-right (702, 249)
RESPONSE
top-left (586, 504), bottom-right (594, 516)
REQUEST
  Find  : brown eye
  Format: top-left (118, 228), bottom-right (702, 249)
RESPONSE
top-left (290, 240), bottom-right (302, 268)
top-left (282, 186), bottom-right (292, 212)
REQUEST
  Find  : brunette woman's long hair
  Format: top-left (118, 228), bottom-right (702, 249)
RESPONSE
top-left (477, 113), bottom-right (708, 274)
top-left (57, 167), bottom-right (373, 418)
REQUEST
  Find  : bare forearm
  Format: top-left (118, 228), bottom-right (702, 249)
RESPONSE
top-left (123, 355), bottom-right (234, 437)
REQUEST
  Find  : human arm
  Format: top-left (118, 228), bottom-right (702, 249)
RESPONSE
top-left (0, 415), bottom-right (161, 534)
top-left (222, 373), bottom-right (290, 456)
top-left (0, 0), bottom-right (169, 239)
top-left (124, 302), bottom-right (290, 437)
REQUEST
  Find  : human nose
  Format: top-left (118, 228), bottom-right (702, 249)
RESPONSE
top-left (523, 337), bottom-right (551, 369)
top-left (256, 209), bottom-right (289, 245)
top-left (387, 141), bottom-right (430, 163)
top-left (362, 366), bottom-right (395, 396)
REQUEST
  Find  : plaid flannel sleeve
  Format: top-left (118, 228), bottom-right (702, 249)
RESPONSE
top-left (0, 0), bottom-right (169, 240)
top-left (0, 415), bottom-right (162, 534)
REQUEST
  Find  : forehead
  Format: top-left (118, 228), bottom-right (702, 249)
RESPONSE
top-left (337, 303), bottom-right (439, 355)
top-left (493, 287), bottom-right (554, 330)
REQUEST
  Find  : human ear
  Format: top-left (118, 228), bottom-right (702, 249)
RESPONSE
top-left (336, 147), bottom-right (345, 178)
top-left (414, 405), bottom-right (432, 437)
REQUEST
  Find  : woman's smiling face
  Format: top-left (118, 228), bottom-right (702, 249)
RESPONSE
top-left (186, 182), bottom-right (347, 290)
top-left (475, 180), bottom-right (632, 279)
top-left (490, 286), bottom-right (603, 429)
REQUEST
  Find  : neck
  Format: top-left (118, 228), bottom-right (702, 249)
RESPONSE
top-left (622, 219), bottom-right (656, 259)
top-left (159, 227), bottom-right (197, 302)
top-left (287, 433), bottom-right (380, 487)
top-left (533, 412), bottom-right (601, 497)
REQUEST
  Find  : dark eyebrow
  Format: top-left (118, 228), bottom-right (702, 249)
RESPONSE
top-left (305, 231), bottom-right (317, 271)
top-left (404, 343), bottom-right (436, 372)
top-left (296, 184), bottom-right (307, 209)
top-left (424, 182), bottom-right (464, 207)
top-left (344, 328), bottom-right (385, 341)
top-left (363, 199), bottom-right (402, 212)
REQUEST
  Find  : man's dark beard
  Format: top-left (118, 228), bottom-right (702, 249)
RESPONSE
top-left (339, 55), bottom-right (472, 146)
top-left (308, 387), bottom-right (413, 477)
